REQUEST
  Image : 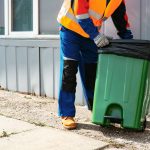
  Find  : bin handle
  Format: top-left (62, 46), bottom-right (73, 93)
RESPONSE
top-left (104, 116), bottom-right (123, 123)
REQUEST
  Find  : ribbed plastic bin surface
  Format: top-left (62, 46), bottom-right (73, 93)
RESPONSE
top-left (92, 40), bottom-right (150, 131)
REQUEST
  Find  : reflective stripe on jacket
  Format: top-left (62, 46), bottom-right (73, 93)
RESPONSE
top-left (57, 0), bottom-right (89, 37)
top-left (57, 0), bottom-right (122, 38)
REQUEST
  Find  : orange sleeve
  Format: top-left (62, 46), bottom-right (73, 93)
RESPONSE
top-left (104, 0), bottom-right (122, 18)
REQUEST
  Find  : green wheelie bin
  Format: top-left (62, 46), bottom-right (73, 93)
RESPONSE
top-left (92, 40), bottom-right (150, 131)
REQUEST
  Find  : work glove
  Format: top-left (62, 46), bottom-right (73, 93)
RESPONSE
top-left (94, 33), bottom-right (110, 48)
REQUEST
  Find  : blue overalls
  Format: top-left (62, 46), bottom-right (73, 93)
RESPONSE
top-left (58, 26), bottom-right (98, 117)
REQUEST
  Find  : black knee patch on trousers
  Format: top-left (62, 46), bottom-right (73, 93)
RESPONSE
top-left (84, 63), bottom-right (97, 111)
top-left (62, 60), bottom-right (78, 93)
top-left (84, 63), bottom-right (97, 90)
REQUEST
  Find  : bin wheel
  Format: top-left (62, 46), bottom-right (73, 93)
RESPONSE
top-left (141, 117), bottom-right (147, 132)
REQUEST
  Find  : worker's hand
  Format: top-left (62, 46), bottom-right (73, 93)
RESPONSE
top-left (94, 33), bottom-right (109, 48)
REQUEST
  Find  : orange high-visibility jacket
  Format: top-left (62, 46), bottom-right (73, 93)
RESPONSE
top-left (57, 0), bottom-right (122, 38)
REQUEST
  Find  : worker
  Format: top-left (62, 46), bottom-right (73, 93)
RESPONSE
top-left (57, 0), bottom-right (123, 130)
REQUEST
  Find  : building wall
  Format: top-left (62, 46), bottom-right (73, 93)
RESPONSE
top-left (39, 0), bottom-right (62, 34)
top-left (0, 38), bottom-right (84, 105)
top-left (141, 0), bottom-right (150, 40)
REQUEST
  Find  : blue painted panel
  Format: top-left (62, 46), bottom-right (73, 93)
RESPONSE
top-left (16, 47), bottom-right (28, 93)
top-left (6, 47), bottom-right (17, 91)
top-left (40, 47), bottom-right (54, 98)
top-left (54, 48), bottom-right (60, 99)
top-left (0, 39), bottom-right (86, 105)
top-left (0, 46), bottom-right (6, 88)
top-left (27, 47), bottom-right (40, 95)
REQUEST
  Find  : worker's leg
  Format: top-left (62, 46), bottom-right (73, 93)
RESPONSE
top-left (110, 0), bottom-right (133, 39)
top-left (58, 26), bottom-right (81, 117)
top-left (79, 38), bottom-right (98, 110)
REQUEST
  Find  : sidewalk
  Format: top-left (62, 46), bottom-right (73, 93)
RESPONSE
top-left (0, 116), bottom-right (108, 150)
top-left (0, 90), bottom-right (150, 150)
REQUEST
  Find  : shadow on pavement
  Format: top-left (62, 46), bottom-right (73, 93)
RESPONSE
top-left (77, 120), bottom-right (150, 144)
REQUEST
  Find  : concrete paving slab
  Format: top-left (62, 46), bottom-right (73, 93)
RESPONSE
top-left (0, 116), bottom-right (36, 136)
top-left (0, 127), bottom-right (108, 150)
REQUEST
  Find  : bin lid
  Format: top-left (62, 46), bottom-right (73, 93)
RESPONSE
top-left (98, 39), bottom-right (150, 60)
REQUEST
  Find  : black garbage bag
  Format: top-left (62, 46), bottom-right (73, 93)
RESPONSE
top-left (98, 40), bottom-right (150, 60)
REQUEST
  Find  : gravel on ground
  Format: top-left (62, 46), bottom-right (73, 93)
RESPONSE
top-left (0, 90), bottom-right (149, 150)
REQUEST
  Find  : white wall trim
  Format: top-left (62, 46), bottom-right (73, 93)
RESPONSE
top-left (0, 34), bottom-right (60, 39)
top-left (33, 0), bottom-right (39, 35)
top-left (4, 0), bottom-right (9, 35)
